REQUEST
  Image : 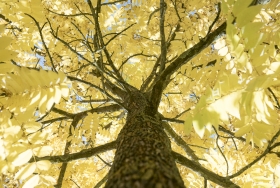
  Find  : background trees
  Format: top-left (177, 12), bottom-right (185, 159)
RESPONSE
top-left (0, 0), bottom-right (280, 187)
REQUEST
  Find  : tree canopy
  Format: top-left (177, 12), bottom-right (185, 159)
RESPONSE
top-left (0, 0), bottom-right (280, 187)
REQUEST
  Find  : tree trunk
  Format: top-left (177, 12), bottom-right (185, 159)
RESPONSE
top-left (105, 91), bottom-right (185, 188)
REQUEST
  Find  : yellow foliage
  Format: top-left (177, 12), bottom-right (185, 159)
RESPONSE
top-left (0, 0), bottom-right (280, 187)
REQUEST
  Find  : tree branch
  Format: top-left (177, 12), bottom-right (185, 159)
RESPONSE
top-left (207, 2), bottom-right (221, 35)
top-left (161, 114), bottom-right (201, 162)
top-left (268, 87), bottom-right (280, 109)
top-left (228, 128), bottom-right (280, 179)
top-left (213, 126), bottom-right (229, 176)
top-left (52, 104), bottom-right (122, 118)
top-left (105, 23), bottom-right (136, 46)
top-left (40, 117), bottom-right (70, 125)
top-left (141, 23), bottom-right (180, 92)
top-left (94, 173), bottom-right (108, 188)
top-left (29, 141), bottom-right (117, 163)
top-left (159, 0), bottom-right (167, 73)
top-left (172, 151), bottom-right (240, 188)
top-left (87, 0), bottom-right (129, 92)
top-left (55, 112), bottom-right (86, 188)
top-left (25, 14), bottom-right (57, 72)
top-left (150, 22), bottom-right (226, 114)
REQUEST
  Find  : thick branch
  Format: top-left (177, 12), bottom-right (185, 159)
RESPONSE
top-left (52, 104), bottom-right (122, 118)
top-left (141, 23), bottom-right (180, 92)
top-left (150, 22), bottom-right (226, 114)
top-left (29, 141), bottom-right (117, 163)
top-left (172, 151), bottom-right (240, 188)
top-left (160, 114), bottom-right (200, 162)
top-left (159, 0), bottom-right (167, 73)
top-left (40, 117), bottom-right (70, 124)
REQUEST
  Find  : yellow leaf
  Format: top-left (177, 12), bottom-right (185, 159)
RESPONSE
top-left (38, 89), bottom-right (48, 114)
top-left (45, 88), bottom-right (55, 111)
top-left (33, 146), bottom-right (53, 157)
top-left (36, 160), bottom-right (51, 171)
top-left (214, 39), bottom-right (226, 50)
top-left (0, 24), bottom-right (5, 33)
top-left (232, 0), bottom-right (251, 16)
top-left (236, 5), bottom-right (262, 27)
top-left (208, 99), bottom-right (229, 123)
top-left (265, 62), bottom-right (280, 75)
top-left (192, 113), bottom-right (207, 138)
top-left (4, 126), bottom-right (21, 136)
top-left (22, 175), bottom-right (40, 188)
top-left (28, 131), bottom-right (48, 144)
top-left (218, 46), bottom-right (228, 56)
top-left (242, 22), bottom-right (264, 49)
top-left (0, 49), bottom-right (17, 61)
top-left (29, 90), bottom-right (41, 106)
top-left (242, 181), bottom-right (253, 188)
top-left (222, 91), bottom-right (242, 119)
top-left (15, 163), bottom-right (36, 180)
top-left (24, 122), bottom-right (41, 133)
top-left (53, 85), bottom-right (62, 104)
top-left (12, 149), bottom-right (32, 166)
top-left (40, 175), bottom-right (56, 185)
top-left (60, 83), bottom-right (69, 97)
top-left (192, 120), bottom-right (205, 138)
top-left (224, 53), bottom-right (232, 63)
top-left (235, 124), bottom-right (251, 137)
top-left (0, 36), bottom-right (12, 49)
top-left (233, 43), bottom-right (244, 58)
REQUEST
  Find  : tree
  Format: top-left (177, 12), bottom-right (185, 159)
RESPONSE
top-left (0, 0), bottom-right (280, 187)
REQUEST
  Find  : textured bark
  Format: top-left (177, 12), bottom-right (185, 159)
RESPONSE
top-left (105, 91), bottom-right (185, 188)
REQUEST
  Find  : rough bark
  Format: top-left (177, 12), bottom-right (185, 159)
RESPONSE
top-left (105, 91), bottom-right (185, 188)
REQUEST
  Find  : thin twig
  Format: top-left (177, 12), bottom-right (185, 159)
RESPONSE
top-left (25, 14), bottom-right (57, 72)
top-left (97, 155), bottom-right (112, 167)
top-left (268, 87), bottom-right (280, 109)
top-left (70, 179), bottom-right (81, 188)
top-left (147, 7), bottom-right (160, 25)
top-left (105, 23), bottom-right (136, 46)
top-left (228, 129), bottom-right (280, 179)
top-left (213, 126), bottom-right (229, 176)
top-left (207, 2), bottom-right (221, 35)
top-left (171, 0), bottom-right (182, 22)
top-left (87, 0), bottom-right (130, 93)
